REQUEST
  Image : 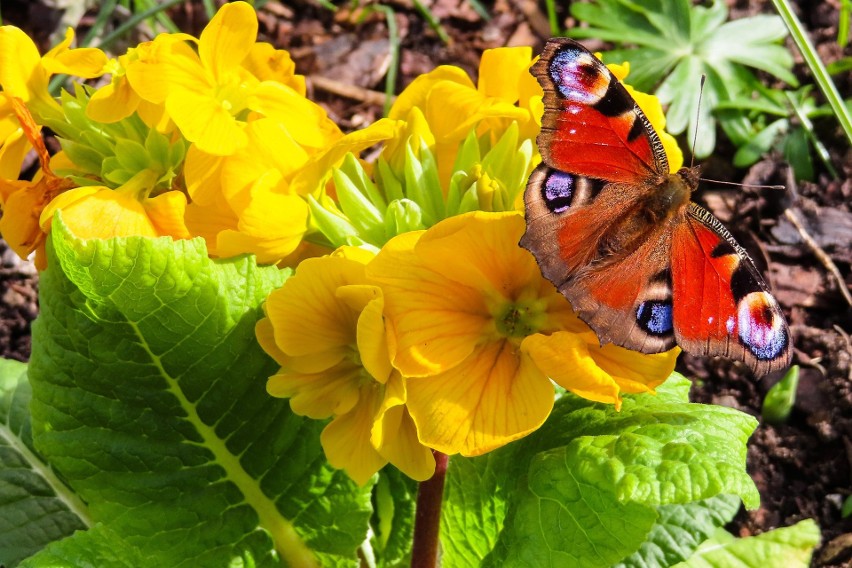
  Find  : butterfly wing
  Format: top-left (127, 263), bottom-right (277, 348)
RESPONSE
top-left (522, 165), bottom-right (679, 354)
top-left (532, 38), bottom-right (668, 182)
top-left (522, 38), bottom-right (679, 353)
top-left (671, 204), bottom-right (791, 374)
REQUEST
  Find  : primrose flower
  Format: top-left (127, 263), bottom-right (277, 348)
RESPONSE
top-left (258, 248), bottom-right (435, 484)
top-left (0, 26), bottom-right (107, 118)
top-left (387, 46), bottom-right (541, 186)
top-left (0, 95), bottom-right (31, 181)
top-left (123, 3), bottom-right (259, 156)
top-left (368, 212), bottom-right (678, 456)
top-left (0, 98), bottom-right (75, 268)
top-left (40, 170), bottom-right (191, 242)
top-left (184, 116), bottom-right (398, 264)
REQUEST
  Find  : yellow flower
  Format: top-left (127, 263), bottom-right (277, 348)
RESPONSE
top-left (183, 118), bottom-right (397, 264)
top-left (86, 45), bottom-right (169, 131)
top-left (40, 170), bottom-right (191, 242)
top-left (258, 248), bottom-right (435, 484)
top-left (125, 2), bottom-right (260, 155)
top-left (0, 94), bottom-right (31, 180)
top-left (387, 47), bottom-right (539, 186)
top-left (367, 212), bottom-right (677, 456)
top-left (0, 97), bottom-right (75, 268)
top-left (0, 26), bottom-right (106, 119)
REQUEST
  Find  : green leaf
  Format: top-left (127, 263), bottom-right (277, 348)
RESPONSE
top-left (762, 365), bottom-right (800, 424)
top-left (442, 450), bottom-right (517, 567)
top-left (783, 127), bottom-right (815, 181)
top-left (1, 359), bottom-right (89, 567)
top-left (370, 468), bottom-right (417, 567)
top-left (492, 449), bottom-right (658, 567)
top-left (842, 495), bottom-right (852, 518)
top-left (443, 374), bottom-right (759, 567)
top-left (733, 119), bottom-right (788, 167)
top-left (19, 524), bottom-right (146, 568)
top-left (613, 495), bottom-right (741, 568)
top-left (674, 519), bottom-right (821, 567)
top-left (27, 220), bottom-right (373, 566)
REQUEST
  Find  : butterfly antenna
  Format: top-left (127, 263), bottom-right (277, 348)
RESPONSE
top-left (690, 75), bottom-right (706, 168)
top-left (699, 178), bottom-right (786, 191)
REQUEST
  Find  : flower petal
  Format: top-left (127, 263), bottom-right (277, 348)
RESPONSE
top-left (336, 284), bottom-right (393, 384)
top-left (267, 362), bottom-right (361, 418)
top-left (367, 230), bottom-right (490, 377)
top-left (144, 190), bottom-right (191, 239)
top-left (263, 256), bottom-right (362, 358)
top-left (321, 384), bottom-right (386, 486)
top-left (166, 89), bottom-right (247, 156)
top-left (585, 332), bottom-right (679, 394)
top-left (406, 339), bottom-right (554, 456)
top-left (372, 374), bottom-right (435, 481)
top-left (0, 26), bottom-right (46, 102)
top-left (198, 1), bottom-right (257, 82)
top-left (522, 331), bottom-right (622, 408)
top-left (478, 46), bottom-right (533, 102)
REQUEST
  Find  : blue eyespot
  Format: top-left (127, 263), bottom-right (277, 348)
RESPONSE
top-left (543, 171), bottom-right (575, 214)
top-left (637, 300), bottom-right (673, 336)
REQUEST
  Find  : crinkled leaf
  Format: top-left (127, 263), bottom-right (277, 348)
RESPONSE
top-left (674, 519), bottom-right (820, 568)
top-left (27, 219), bottom-right (373, 566)
top-left (490, 449), bottom-right (658, 568)
top-left (442, 450), bottom-right (516, 568)
top-left (443, 374), bottom-right (759, 567)
top-left (18, 524), bottom-right (145, 568)
top-left (0, 359), bottom-right (88, 567)
top-left (614, 494), bottom-right (741, 568)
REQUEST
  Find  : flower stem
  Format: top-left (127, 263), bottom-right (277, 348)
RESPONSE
top-left (411, 451), bottom-right (449, 568)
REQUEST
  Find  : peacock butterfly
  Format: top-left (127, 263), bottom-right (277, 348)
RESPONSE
top-left (520, 38), bottom-right (791, 376)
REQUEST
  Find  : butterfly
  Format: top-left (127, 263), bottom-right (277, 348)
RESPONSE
top-left (520, 38), bottom-right (791, 376)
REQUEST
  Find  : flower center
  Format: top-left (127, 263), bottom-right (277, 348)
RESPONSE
top-left (493, 299), bottom-right (547, 338)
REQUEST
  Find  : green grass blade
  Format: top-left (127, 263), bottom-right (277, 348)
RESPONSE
top-left (364, 5), bottom-right (401, 116)
top-left (545, 0), bottom-right (561, 35)
top-left (839, 0), bottom-right (851, 45)
top-left (201, 0), bottom-right (217, 19)
top-left (411, 0), bottom-right (450, 43)
top-left (465, 0), bottom-right (492, 22)
top-left (771, 0), bottom-right (852, 146)
top-left (785, 91), bottom-right (839, 178)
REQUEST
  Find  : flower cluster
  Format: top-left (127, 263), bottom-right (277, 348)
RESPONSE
top-left (0, 2), bottom-right (680, 485)
top-left (0, 1), bottom-right (394, 268)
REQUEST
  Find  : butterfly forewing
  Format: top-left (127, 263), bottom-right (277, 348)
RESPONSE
top-left (534, 38), bottom-right (668, 183)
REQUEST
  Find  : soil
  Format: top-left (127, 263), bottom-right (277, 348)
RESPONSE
top-left (0, 0), bottom-right (849, 566)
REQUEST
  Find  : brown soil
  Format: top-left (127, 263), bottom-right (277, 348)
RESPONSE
top-left (1, 0), bottom-right (849, 565)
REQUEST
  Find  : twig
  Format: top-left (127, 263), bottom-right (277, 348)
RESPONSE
top-left (784, 207), bottom-right (852, 307)
top-left (308, 75), bottom-right (393, 107)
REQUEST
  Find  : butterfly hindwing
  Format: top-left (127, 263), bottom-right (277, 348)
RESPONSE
top-left (671, 204), bottom-right (791, 374)
top-left (533, 38), bottom-right (668, 183)
top-left (522, 164), bottom-right (678, 354)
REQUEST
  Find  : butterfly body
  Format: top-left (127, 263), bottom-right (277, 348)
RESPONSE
top-left (521, 38), bottom-right (791, 375)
